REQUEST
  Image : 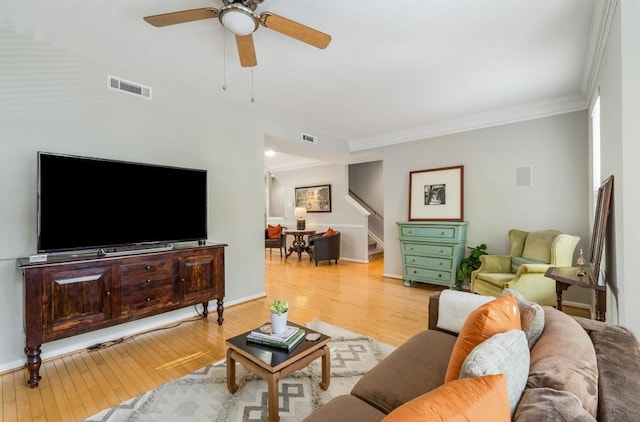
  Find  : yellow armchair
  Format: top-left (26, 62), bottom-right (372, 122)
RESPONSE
top-left (471, 229), bottom-right (580, 306)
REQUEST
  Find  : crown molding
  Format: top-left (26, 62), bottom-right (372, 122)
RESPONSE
top-left (583, 0), bottom-right (618, 100)
top-left (348, 95), bottom-right (588, 152)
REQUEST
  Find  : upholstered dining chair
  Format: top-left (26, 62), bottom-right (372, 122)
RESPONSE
top-left (308, 229), bottom-right (340, 266)
top-left (265, 225), bottom-right (287, 257)
top-left (471, 229), bottom-right (580, 306)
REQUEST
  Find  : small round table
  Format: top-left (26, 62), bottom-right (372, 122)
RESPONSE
top-left (284, 230), bottom-right (316, 261)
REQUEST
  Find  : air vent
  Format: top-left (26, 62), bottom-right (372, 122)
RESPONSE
top-left (301, 132), bottom-right (318, 144)
top-left (107, 75), bottom-right (152, 100)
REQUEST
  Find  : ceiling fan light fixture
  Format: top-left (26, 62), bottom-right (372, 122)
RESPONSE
top-left (219, 4), bottom-right (259, 36)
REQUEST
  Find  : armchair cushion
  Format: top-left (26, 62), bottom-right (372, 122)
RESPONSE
top-left (520, 229), bottom-right (560, 262)
top-left (267, 224), bottom-right (282, 239)
top-left (323, 227), bottom-right (336, 237)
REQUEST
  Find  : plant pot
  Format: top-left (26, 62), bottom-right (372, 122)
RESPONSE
top-left (270, 311), bottom-right (288, 334)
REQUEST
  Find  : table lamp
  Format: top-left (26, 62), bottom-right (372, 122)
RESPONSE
top-left (294, 207), bottom-right (307, 230)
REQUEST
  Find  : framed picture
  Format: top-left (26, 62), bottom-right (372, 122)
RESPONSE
top-left (409, 165), bottom-right (464, 221)
top-left (295, 184), bottom-right (332, 212)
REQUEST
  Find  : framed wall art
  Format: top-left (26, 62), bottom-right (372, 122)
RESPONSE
top-left (295, 184), bottom-right (332, 212)
top-left (409, 165), bottom-right (464, 221)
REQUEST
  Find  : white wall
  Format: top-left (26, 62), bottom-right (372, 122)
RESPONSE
top-left (594, 0), bottom-right (640, 335)
top-left (382, 112), bottom-right (591, 304)
top-left (0, 31), bottom-right (330, 371)
top-left (349, 161), bottom-right (384, 215)
top-left (268, 163), bottom-right (368, 261)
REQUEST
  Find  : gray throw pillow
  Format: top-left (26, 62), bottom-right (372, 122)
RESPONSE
top-left (511, 256), bottom-right (546, 273)
top-left (460, 329), bottom-right (529, 415)
top-left (503, 289), bottom-right (545, 348)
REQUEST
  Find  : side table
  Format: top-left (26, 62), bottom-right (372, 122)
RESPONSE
top-left (545, 266), bottom-right (606, 322)
top-left (225, 322), bottom-right (331, 422)
top-left (284, 230), bottom-right (316, 261)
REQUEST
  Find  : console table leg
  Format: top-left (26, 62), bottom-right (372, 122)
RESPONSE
top-left (217, 298), bottom-right (224, 325)
top-left (25, 345), bottom-right (42, 388)
top-left (201, 302), bottom-right (209, 318)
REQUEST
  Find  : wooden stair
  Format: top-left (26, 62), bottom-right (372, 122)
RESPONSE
top-left (368, 236), bottom-right (384, 261)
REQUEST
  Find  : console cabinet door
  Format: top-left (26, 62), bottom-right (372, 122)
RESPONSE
top-left (179, 251), bottom-right (224, 303)
top-left (42, 266), bottom-right (113, 338)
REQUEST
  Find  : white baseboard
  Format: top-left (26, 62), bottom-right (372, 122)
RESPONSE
top-left (340, 257), bottom-right (369, 264)
top-left (383, 272), bottom-right (403, 280)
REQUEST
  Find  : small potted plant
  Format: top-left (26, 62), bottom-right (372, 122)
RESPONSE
top-left (270, 299), bottom-right (289, 334)
top-left (456, 244), bottom-right (488, 289)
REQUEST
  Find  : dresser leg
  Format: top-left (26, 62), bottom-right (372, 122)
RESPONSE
top-left (217, 298), bottom-right (224, 325)
top-left (25, 345), bottom-right (42, 388)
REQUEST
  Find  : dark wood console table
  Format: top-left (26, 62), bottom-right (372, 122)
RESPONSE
top-left (17, 242), bottom-right (226, 388)
top-left (545, 266), bottom-right (606, 322)
top-left (284, 230), bottom-right (316, 261)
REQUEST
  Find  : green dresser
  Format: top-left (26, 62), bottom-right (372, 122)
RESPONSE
top-left (397, 221), bottom-right (468, 288)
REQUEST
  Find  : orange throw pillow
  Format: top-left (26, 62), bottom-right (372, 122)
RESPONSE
top-left (444, 294), bottom-right (521, 382)
top-left (267, 224), bottom-right (282, 239)
top-left (382, 374), bottom-right (510, 422)
top-left (322, 228), bottom-right (336, 237)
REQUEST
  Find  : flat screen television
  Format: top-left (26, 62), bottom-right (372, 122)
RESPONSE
top-left (37, 152), bottom-right (208, 253)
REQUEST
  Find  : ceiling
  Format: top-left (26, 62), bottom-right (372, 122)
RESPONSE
top-left (1, 0), bottom-right (605, 168)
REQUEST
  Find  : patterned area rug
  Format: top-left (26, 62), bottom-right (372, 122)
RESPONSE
top-left (84, 319), bottom-right (395, 422)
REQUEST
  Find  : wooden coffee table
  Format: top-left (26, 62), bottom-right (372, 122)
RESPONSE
top-left (225, 322), bottom-right (331, 422)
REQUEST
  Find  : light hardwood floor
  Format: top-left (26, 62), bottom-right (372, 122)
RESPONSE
top-left (1, 254), bottom-right (590, 421)
top-left (1, 255), bottom-right (443, 422)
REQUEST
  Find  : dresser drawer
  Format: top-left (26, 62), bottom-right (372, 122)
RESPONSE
top-left (400, 226), bottom-right (458, 240)
top-left (404, 255), bottom-right (453, 270)
top-left (120, 275), bottom-right (175, 294)
top-left (121, 285), bottom-right (177, 316)
top-left (405, 266), bottom-right (452, 283)
top-left (402, 243), bottom-right (454, 257)
top-left (120, 259), bottom-right (173, 276)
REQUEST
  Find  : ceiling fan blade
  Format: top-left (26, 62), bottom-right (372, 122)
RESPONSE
top-left (144, 8), bottom-right (219, 27)
top-left (236, 35), bottom-right (257, 67)
top-left (260, 12), bottom-right (331, 49)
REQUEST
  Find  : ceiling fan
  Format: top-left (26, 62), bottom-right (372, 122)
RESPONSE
top-left (143, 0), bottom-right (332, 68)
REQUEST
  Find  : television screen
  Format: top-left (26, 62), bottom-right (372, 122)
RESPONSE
top-left (37, 152), bottom-right (207, 253)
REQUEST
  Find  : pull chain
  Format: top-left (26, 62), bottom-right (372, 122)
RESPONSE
top-left (222, 32), bottom-right (227, 91)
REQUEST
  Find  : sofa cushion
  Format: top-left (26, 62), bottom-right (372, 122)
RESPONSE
top-left (514, 388), bottom-right (596, 421)
top-left (589, 323), bottom-right (640, 422)
top-left (351, 329), bottom-right (457, 414)
top-left (445, 294), bottom-right (521, 382)
top-left (510, 256), bottom-right (546, 273)
top-left (267, 224), bottom-right (282, 239)
top-left (528, 307), bottom-right (598, 417)
top-left (382, 374), bottom-right (510, 422)
top-left (302, 395), bottom-right (385, 422)
top-left (503, 288), bottom-right (545, 348)
top-left (460, 329), bottom-right (529, 415)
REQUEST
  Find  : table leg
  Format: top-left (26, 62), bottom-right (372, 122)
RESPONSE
top-left (226, 349), bottom-right (238, 393)
top-left (267, 372), bottom-right (281, 422)
top-left (595, 289), bottom-right (606, 322)
top-left (320, 345), bottom-right (330, 390)
top-left (555, 281), bottom-right (570, 311)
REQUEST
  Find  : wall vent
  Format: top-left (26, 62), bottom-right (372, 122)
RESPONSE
top-left (107, 75), bottom-right (152, 100)
top-left (301, 132), bottom-right (318, 144)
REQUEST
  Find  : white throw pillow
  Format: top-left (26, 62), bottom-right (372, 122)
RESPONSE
top-left (460, 329), bottom-right (530, 415)
top-left (436, 290), bottom-right (494, 334)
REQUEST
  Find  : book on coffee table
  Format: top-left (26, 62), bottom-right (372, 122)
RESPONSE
top-left (247, 328), bottom-right (306, 351)
top-left (249, 324), bottom-right (299, 343)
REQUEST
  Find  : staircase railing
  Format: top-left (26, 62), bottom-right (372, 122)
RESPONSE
top-left (349, 190), bottom-right (384, 242)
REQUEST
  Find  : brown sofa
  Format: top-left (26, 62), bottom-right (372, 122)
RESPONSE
top-left (304, 292), bottom-right (640, 421)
